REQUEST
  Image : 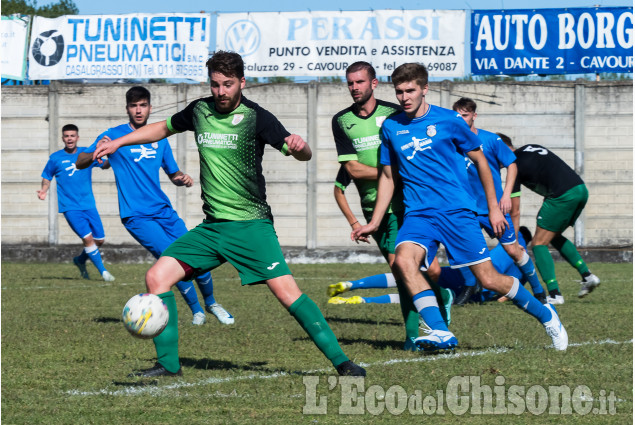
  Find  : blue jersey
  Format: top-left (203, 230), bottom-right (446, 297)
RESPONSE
top-left (41, 147), bottom-right (101, 213)
top-left (380, 105), bottom-right (481, 215)
top-left (87, 123), bottom-right (179, 219)
top-left (466, 129), bottom-right (517, 215)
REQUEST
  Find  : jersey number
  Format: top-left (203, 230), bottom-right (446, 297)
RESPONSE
top-left (522, 145), bottom-right (548, 155)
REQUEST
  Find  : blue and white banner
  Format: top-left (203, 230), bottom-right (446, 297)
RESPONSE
top-left (217, 10), bottom-right (466, 78)
top-left (28, 13), bottom-right (211, 81)
top-left (471, 8), bottom-right (633, 75)
top-left (1, 15), bottom-right (30, 80)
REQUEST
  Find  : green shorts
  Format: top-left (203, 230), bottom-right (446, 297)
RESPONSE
top-left (537, 184), bottom-right (589, 233)
top-left (162, 219), bottom-right (291, 285)
top-left (363, 210), bottom-right (403, 261)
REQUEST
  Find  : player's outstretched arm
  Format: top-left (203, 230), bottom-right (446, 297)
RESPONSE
top-left (352, 165), bottom-right (394, 243)
top-left (37, 178), bottom-right (50, 200)
top-left (468, 148), bottom-right (508, 237)
top-left (284, 134), bottom-right (312, 161)
top-left (92, 121), bottom-right (174, 162)
top-left (499, 162), bottom-right (517, 214)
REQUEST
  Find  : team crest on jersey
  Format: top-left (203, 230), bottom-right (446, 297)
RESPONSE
top-left (426, 125), bottom-right (437, 137)
top-left (375, 116), bottom-right (387, 127)
top-left (232, 114), bottom-right (244, 125)
top-left (152, 142), bottom-right (159, 149)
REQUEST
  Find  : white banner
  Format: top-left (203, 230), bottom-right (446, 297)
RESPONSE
top-left (28, 13), bottom-right (211, 81)
top-left (217, 10), bottom-right (465, 78)
top-left (1, 16), bottom-right (29, 80)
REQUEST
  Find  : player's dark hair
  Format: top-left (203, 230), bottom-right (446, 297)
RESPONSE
top-left (206, 50), bottom-right (244, 79)
top-left (346, 61), bottom-right (376, 80)
top-left (453, 97), bottom-right (477, 113)
top-left (126, 86), bottom-right (151, 105)
top-left (497, 132), bottom-right (514, 149)
top-left (391, 63), bottom-right (428, 88)
top-left (61, 124), bottom-right (78, 133)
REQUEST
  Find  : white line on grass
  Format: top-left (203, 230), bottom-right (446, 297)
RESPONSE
top-left (66, 338), bottom-right (632, 397)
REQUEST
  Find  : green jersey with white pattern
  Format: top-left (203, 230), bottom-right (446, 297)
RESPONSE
top-left (167, 96), bottom-right (290, 221)
top-left (332, 99), bottom-right (401, 212)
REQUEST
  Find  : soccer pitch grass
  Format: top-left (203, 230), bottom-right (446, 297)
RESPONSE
top-left (2, 261), bottom-right (632, 424)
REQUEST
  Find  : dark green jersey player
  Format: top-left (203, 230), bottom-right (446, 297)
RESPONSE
top-left (93, 50), bottom-right (365, 378)
top-left (502, 136), bottom-right (600, 303)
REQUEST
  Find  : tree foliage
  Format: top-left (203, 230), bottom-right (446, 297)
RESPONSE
top-left (2, 0), bottom-right (78, 17)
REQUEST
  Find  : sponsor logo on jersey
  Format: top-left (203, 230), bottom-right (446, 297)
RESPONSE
top-left (376, 116), bottom-right (387, 127)
top-left (197, 132), bottom-right (239, 149)
top-left (130, 145), bottom-right (157, 162)
top-left (267, 262), bottom-right (280, 270)
top-left (401, 136), bottom-right (432, 160)
top-left (396, 130), bottom-right (410, 135)
top-left (352, 134), bottom-right (381, 151)
top-left (479, 248), bottom-right (486, 254)
top-left (232, 114), bottom-right (244, 125)
top-left (345, 123), bottom-right (356, 130)
top-left (426, 125), bottom-right (437, 137)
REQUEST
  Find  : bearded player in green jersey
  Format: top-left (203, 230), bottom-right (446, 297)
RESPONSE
top-left (93, 51), bottom-right (365, 378)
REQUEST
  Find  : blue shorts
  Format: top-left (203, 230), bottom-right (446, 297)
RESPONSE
top-left (396, 209), bottom-right (490, 269)
top-left (63, 208), bottom-right (105, 240)
top-left (122, 207), bottom-right (188, 259)
top-left (477, 214), bottom-right (517, 245)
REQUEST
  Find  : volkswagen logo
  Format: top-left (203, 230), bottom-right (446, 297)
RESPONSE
top-left (32, 29), bottom-right (65, 66)
top-left (225, 20), bottom-right (260, 57)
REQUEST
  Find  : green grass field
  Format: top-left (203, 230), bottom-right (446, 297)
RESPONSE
top-left (2, 261), bottom-right (632, 424)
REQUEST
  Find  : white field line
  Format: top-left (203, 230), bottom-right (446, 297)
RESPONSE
top-left (66, 338), bottom-right (633, 397)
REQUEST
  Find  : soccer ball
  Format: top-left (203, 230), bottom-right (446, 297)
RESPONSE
top-left (122, 293), bottom-right (169, 339)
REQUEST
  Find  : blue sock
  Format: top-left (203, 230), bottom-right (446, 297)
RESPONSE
top-left (412, 290), bottom-right (449, 331)
top-left (77, 250), bottom-right (89, 264)
top-left (458, 267), bottom-right (477, 287)
top-left (194, 272), bottom-right (216, 306)
top-left (175, 280), bottom-right (204, 315)
top-left (517, 252), bottom-right (544, 294)
top-left (505, 277), bottom-right (552, 323)
top-left (84, 245), bottom-right (106, 274)
top-left (363, 294), bottom-right (400, 304)
top-left (351, 273), bottom-right (395, 290)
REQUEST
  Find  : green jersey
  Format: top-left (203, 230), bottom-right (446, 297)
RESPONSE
top-left (167, 96), bottom-right (290, 221)
top-left (332, 99), bottom-right (401, 212)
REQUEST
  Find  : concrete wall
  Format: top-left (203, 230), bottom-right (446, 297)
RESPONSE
top-left (2, 80), bottom-right (632, 248)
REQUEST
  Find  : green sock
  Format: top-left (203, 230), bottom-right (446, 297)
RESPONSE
top-left (288, 294), bottom-right (348, 368)
top-left (153, 291), bottom-right (180, 373)
top-left (395, 279), bottom-right (420, 339)
top-left (532, 245), bottom-right (560, 292)
top-left (551, 235), bottom-right (589, 275)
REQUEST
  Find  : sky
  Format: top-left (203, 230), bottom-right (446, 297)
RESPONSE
top-left (43, 0), bottom-right (633, 15)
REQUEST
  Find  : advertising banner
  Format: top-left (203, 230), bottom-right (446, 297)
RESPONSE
top-left (471, 8), bottom-right (633, 75)
top-left (28, 13), bottom-right (211, 81)
top-left (1, 15), bottom-right (30, 80)
top-left (217, 10), bottom-right (466, 78)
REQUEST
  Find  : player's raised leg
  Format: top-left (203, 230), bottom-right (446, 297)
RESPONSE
top-left (269, 274), bottom-right (365, 376)
top-left (470, 261), bottom-right (568, 350)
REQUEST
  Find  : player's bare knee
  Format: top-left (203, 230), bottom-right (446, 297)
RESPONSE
top-left (394, 256), bottom-right (419, 279)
